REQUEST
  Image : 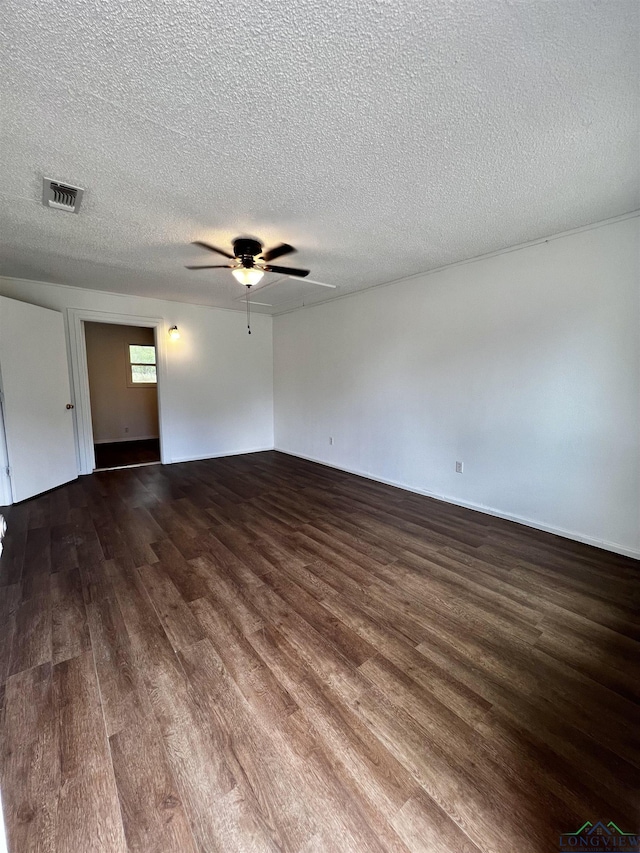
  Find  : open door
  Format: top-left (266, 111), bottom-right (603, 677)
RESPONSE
top-left (0, 296), bottom-right (78, 502)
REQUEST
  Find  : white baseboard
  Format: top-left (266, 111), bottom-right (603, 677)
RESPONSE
top-left (274, 448), bottom-right (640, 560)
top-left (94, 435), bottom-right (160, 444)
top-left (170, 446), bottom-right (275, 464)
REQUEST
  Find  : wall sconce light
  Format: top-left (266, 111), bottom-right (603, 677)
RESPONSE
top-left (168, 325), bottom-right (180, 340)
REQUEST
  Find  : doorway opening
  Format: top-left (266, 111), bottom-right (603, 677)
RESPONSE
top-left (84, 322), bottom-right (161, 470)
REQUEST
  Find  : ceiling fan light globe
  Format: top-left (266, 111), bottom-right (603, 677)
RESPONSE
top-left (232, 267), bottom-right (264, 286)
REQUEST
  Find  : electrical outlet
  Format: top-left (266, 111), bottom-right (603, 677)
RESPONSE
top-left (455, 461), bottom-right (463, 473)
top-left (329, 437), bottom-right (334, 445)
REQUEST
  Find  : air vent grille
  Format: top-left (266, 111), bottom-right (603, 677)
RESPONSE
top-left (43, 178), bottom-right (84, 213)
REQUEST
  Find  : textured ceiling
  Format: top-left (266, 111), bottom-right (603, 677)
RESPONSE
top-left (0, 0), bottom-right (638, 315)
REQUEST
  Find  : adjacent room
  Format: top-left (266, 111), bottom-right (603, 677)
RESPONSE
top-left (84, 321), bottom-right (161, 470)
top-left (0, 1), bottom-right (638, 852)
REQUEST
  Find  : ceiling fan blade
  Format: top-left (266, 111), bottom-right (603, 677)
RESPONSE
top-left (295, 277), bottom-right (337, 289)
top-left (185, 264), bottom-right (233, 270)
top-left (232, 294), bottom-right (273, 305)
top-left (192, 240), bottom-right (235, 259)
top-left (264, 264), bottom-right (310, 277)
top-left (261, 243), bottom-right (295, 262)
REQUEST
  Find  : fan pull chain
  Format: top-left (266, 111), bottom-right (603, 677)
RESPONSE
top-left (246, 288), bottom-right (251, 334)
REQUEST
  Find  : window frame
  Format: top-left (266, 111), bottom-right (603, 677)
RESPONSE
top-left (126, 342), bottom-right (158, 388)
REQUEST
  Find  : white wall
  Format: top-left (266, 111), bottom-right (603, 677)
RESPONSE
top-left (85, 322), bottom-right (159, 443)
top-left (0, 278), bottom-right (274, 466)
top-left (274, 216), bottom-right (640, 557)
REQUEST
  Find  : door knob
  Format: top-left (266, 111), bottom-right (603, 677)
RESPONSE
top-left (66, 403), bottom-right (74, 409)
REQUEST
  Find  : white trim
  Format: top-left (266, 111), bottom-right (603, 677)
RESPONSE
top-left (67, 309), bottom-right (169, 474)
top-left (170, 446), bottom-right (274, 464)
top-left (0, 787), bottom-right (7, 853)
top-left (0, 274), bottom-right (266, 316)
top-left (0, 387), bottom-right (12, 506)
top-left (274, 448), bottom-right (640, 560)
top-left (94, 435), bottom-right (160, 444)
top-left (0, 212), bottom-right (636, 320)
top-left (94, 461), bottom-right (161, 472)
top-left (273, 209), bottom-right (640, 316)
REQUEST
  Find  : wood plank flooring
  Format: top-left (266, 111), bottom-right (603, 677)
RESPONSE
top-left (0, 451), bottom-right (638, 852)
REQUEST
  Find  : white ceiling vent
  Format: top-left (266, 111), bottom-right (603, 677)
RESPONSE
top-left (42, 178), bottom-right (84, 213)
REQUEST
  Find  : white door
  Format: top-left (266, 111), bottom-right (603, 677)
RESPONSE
top-left (0, 296), bottom-right (78, 502)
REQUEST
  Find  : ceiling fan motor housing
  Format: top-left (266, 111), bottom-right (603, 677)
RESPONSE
top-left (186, 237), bottom-right (310, 278)
top-left (233, 238), bottom-right (262, 268)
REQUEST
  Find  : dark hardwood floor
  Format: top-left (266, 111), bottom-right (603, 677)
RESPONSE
top-left (0, 451), bottom-right (638, 852)
top-left (94, 438), bottom-right (161, 470)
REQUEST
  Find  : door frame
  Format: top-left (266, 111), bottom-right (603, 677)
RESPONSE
top-left (67, 309), bottom-right (168, 475)
top-left (0, 381), bottom-right (13, 505)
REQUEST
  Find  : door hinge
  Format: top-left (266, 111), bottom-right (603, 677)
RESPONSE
top-left (5, 466), bottom-right (10, 478)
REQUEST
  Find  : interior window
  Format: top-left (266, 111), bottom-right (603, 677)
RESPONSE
top-left (128, 344), bottom-right (157, 386)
